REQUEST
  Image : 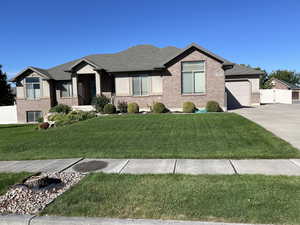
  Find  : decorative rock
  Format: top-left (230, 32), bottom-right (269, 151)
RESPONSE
top-left (0, 172), bottom-right (84, 215)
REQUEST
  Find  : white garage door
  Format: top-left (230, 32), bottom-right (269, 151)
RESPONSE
top-left (226, 80), bottom-right (251, 109)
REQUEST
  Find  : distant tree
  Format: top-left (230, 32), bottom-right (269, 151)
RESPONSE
top-left (240, 64), bottom-right (268, 89)
top-left (268, 70), bottom-right (300, 85)
top-left (0, 65), bottom-right (15, 105)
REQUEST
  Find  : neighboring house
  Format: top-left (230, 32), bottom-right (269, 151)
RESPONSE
top-left (269, 78), bottom-right (300, 101)
top-left (10, 43), bottom-right (264, 123)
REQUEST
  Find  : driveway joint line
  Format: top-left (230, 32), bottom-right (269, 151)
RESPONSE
top-left (173, 159), bottom-right (177, 174)
top-left (229, 159), bottom-right (238, 175)
top-left (28, 215), bottom-right (37, 225)
top-left (289, 159), bottom-right (300, 169)
top-left (119, 159), bottom-right (130, 174)
top-left (59, 157), bottom-right (85, 173)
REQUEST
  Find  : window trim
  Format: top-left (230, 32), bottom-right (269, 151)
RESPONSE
top-left (25, 77), bottom-right (41, 100)
top-left (60, 81), bottom-right (73, 98)
top-left (181, 61), bottom-right (206, 95)
top-left (26, 111), bottom-right (42, 123)
top-left (132, 75), bottom-right (149, 96)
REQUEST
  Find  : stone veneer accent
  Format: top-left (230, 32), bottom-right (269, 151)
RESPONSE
top-left (16, 99), bottom-right (52, 123)
top-left (57, 97), bottom-right (79, 107)
top-left (272, 80), bottom-right (289, 90)
top-left (251, 93), bottom-right (260, 105)
top-left (115, 49), bottom-right (225, 110)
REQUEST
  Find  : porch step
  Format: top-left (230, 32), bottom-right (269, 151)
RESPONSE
top-left (72, 105), bottom-right (95, 112)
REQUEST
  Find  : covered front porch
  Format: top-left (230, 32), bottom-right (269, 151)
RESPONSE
top-left (70, 61), bottom-right (113, 106)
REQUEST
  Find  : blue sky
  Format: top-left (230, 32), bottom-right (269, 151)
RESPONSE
top-left (1, 0), bottom-right (300, 78)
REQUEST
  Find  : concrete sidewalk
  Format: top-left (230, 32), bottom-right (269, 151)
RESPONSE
top-left (0, 215), bottom-right (271, 225)
top-left (1, 158), bottom-right (300, 176)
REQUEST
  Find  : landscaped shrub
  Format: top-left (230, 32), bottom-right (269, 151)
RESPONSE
top-left (38, 122), bottom-right (49, 130)
top-left (37, 117), bottom-right (44, 123)
top-left (127, 102), bottom-right (139, 113)
top-left (68, 110), bottom-right (97, 121)
top-left (206, 101), bottom-right (222, 112)
top-left (182, 102), bottom-right (196, 113)
top-left (49, 104), bottom-right (71, 114)
top-left (92, 95), bottom-right (110, 112)
top-left (48, 111), bottom-right (96, 127)
top-left (152, 102), bottom-right (166, 113)
top-left (118, 101), bottom-right (128, 113)
top-left (103, 104), bottom-right (116, 114)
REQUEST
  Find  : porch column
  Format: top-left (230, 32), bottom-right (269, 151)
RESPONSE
top-left (95, 70), bottom-right (102, 95)
top-left (72, 73), bottom-right (78, 97)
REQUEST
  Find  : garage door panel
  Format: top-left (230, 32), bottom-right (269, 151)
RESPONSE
top-left (226, 81), bottom-right (251, 109)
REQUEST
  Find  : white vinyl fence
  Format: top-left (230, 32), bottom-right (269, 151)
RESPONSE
top-left (0, 105), bottom-right (18, 124)
top-left (260, 89), bottom-right (292, 104)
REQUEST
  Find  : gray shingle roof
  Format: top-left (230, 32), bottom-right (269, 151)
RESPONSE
top-left (225, 64), bottom-right (265, 76)
top-left (272, 78), bottom-right (300, 90)
top-left (11, 43), bottom-right (264, 81)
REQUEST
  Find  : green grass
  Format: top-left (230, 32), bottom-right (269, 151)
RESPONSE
top-left (0, 113), bottom-right (299, 160)
top-left (43, 173), bottom-right (300, 224)
top-left (0, 172), bottom-right (31, 195)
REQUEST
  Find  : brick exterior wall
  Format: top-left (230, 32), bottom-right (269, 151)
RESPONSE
top-left (57, 97), bottom-right (79, 107)
top-left (16, 98), bottom-right (52, 123)
top-left (272, 80), bottom-right (289, 89)
top-left (115, 50), bottom-right (225, 110)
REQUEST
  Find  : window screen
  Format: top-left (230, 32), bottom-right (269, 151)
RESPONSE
top-left (132, 75), bottom-right (149, 96)
top-left (26, 111), bottom-right (42, 122)
top-left (25, 77), bottom-right (40, 99)
top-left (182, 61), bottom-right (205, 94)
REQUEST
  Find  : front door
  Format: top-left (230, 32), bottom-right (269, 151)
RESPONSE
top-left (78, 75), bottom-right (96, 105)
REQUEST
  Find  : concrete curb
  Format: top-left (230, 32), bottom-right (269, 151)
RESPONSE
top-left (0, 215), bottom-right (34, 225)
top-left (0, 215), bottom-right (272, 225)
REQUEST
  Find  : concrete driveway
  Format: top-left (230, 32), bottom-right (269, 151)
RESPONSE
top-left (233, 104), bottom-right (300, 150)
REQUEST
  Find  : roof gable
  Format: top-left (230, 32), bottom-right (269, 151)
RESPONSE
top-left (161, 43), bottom-right (234, 67)
top-left (271, 78), bottom-right (300, 90)
top-left (10, 66), bottom-right (52, 82)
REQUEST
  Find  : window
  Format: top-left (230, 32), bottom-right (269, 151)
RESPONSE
top-left (182, 61), bottom-right (205, 94)
top-left (25, 77), bottom-right (40, 99)
top-left (60, 81), bottom-right (72, 97)
top-left (132, 75), bottom-right (149, 96)
top-left (26, 111), bottom-right (42, 122)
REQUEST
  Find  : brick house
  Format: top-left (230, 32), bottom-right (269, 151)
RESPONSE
top-left (269, 78), bottom-right (300, 101)
top-left (10, 43), bottom-right (264, 123)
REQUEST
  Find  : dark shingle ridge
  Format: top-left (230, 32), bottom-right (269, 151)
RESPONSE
top-left (225, 64), bottom-right (265, 76)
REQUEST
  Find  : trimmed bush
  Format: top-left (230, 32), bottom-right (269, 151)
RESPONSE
top-left (206, 101), bottom-right (222, 112)
top-left (128, 102), bottom-right (139, 113)
top-left (50, 104), bottom-right (71, 114)
top-left (118, 101), bottom-right (128, 113)
top-left (38, 122), bottom-right (49, 130)
top-left (103, 104), bottom-right (116, 114)
top-left (37, 117), bottom-right (44, 123)
top-left (152, 102), bottom-right (166, 113)
top-left (182, 102), bottom-right (196, 113)
top-left (48, 111), bottom-right (96, 127)
top-left (68, 110), bottom-right (97, 121)
top-left (92, 95), bottom-right (110, 112)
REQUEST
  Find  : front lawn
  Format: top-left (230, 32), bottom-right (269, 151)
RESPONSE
top-left (43, 173), bottom-right (300, 224)
top-left (0, 172), bottom-right (31, 195)
top-left (0, 113), bottom-right (299, 160)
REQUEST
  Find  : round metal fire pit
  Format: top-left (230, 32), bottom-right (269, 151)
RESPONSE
top-left (73, 160), bottom-right (108, 173)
